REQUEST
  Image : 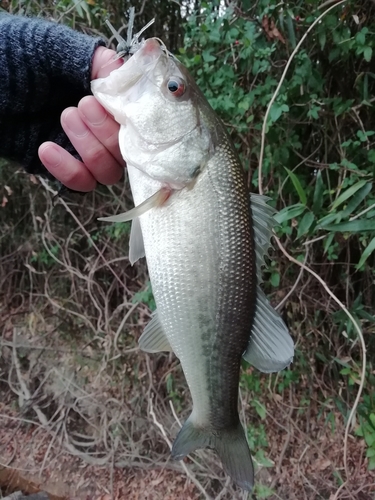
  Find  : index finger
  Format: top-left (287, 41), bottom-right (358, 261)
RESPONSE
top-left (77, 96), bottom-right (124, 166)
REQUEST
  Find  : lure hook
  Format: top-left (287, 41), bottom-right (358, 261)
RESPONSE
top-left (105, 7), bottom-right (155, 60)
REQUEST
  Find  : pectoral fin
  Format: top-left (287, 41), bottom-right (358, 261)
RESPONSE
top-left (243, 287), bottom-right (293, 373)
top-left (98, 187), bottom-right (171, 223)
top-left (138, 310), bottom-right (173, 353)
top-left (129, 218), bottom-right (145, 265)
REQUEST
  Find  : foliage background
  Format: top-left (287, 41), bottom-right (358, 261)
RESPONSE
top-left (0, 0), bottom-right (374, 499)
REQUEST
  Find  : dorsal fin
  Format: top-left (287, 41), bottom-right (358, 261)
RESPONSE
top-left (243, 194), bottom-right (294, 373)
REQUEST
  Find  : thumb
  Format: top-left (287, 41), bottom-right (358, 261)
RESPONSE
top-left (91, 46), bottom-right (123, 80)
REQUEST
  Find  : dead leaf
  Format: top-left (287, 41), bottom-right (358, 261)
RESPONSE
top-left (262, 15), bottom-right (286, 45)
top-left (315, 458), bottom-right (331, 470)
top-left (4, 185), bottom-right (13, 196)
top-left (29, 174), bottom-right (39, 185)
top-left (1, 196), bottom-right (8, 207)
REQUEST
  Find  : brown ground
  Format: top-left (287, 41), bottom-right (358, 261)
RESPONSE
top-left (1, 308), bottom-right (375, 500)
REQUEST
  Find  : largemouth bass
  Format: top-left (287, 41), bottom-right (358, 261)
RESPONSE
top-left (92, 37), bottom-right (293, 491)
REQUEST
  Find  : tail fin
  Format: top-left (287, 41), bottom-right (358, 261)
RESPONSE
top-left (171, 417), bottom-right (254, 492)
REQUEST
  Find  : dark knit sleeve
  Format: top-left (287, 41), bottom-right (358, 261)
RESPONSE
top-left (0, 13), bottom-right (106, 177)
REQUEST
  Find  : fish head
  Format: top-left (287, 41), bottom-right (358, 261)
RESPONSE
top-left (92, 38), bottom-right (218, 188)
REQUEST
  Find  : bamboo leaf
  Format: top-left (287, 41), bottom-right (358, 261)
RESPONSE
top-left (297, 211), bottom-right (314, 238)
top-left (324, 219), bottom-right (375, 232)
top-left (331, 180), bottom-right (367, 211)
top-left (312, 170), bottom-right (324, 214)
top-left (285, 168), bottom-right (307, 205)
top-left (341, 183), bottom-right (372, 217)
top-left (274, 204), bottom-right (306, 224)
top-left (317, 212), bottom-right (340, 228)
top-left (356, 236), bottom-right (375, 269)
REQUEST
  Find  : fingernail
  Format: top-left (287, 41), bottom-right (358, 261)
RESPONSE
top-left (81, 105), bottom-right (107, 126)
top-left (43, 146), bottom-right (61, 167)
top-left (64, 109), bottom-right (89, 136)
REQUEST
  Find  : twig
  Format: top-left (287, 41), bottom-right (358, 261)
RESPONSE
top-left (258, 0), bottom-right (347, 195)
top-left (39, 178), bottom-right (126, 289)
top-left (169, 399), bottom-right (182, 428)
top-left (349, 201), bottom-right (375, 221)
top-left (274, 236), bottom-right (366, 491)
top-left (275, 246), bottom-right (309, 311)
top-left (11, 329), bottom-right (48, 427)
top-left (112, 301), bottom-right (140, 353)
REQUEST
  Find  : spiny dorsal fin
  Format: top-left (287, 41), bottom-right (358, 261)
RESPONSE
top-left (250, 193), bottom-right (275, 283)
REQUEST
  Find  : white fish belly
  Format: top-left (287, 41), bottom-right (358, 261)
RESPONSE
top-left (128, 164), bottom-right (220, 423)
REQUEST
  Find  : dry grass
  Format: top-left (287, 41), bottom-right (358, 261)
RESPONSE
top-left (0, 170), bottom-right (374, 499)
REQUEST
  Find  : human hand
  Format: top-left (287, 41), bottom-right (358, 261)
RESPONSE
top-left (38, 47), bottom-right (124, 192)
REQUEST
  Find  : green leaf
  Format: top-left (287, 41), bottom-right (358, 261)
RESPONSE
top-left (286, 13), bottom-right (296, 49)
top-left (285, 167), bottom-right (307, 205)
top-left (319, 30), bottom-right (326, 50)
top-left (324, 219), bottom-right (375, 232)
top-left (364, 46), bottom-right (372, 62)
top-left (73, 0), bottom-right (84, 18)
top-left (356, 236), bottom-right (375, 269)
top-left (341, 183), bottom-right (372, 218)
top-left (356, 30), bottom-right (366, 45)
top-left (202, 50), bottom-right (216, 62)
top-left (323, 233), bottom-right (335, 254)
top-left (253, 400), bottom-right (266, 420)
top-left (270, 272), bottom-right (280, 287)
top-left (274, 204), bottom-right (306, 224)
top-left (317, 213), bottom-right (340, 228)
top-left (365, 432), bottom-right (375, 447)
top-left (312, 170), bottom-right (324, 214)
top-left (269, 103), bottom-right (289, 123)
top-left (369, 456), bottom-right (375, 470)
top-left (297, 212), bottom-right (315, 238)
top-left (255, 484), bottom-right (275, 498)
top-left (366, 448), bottom-right (375, 458)
top-left (331, 180), bottom-right (368, 211)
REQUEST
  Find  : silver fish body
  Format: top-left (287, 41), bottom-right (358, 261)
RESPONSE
top-left (92, 38), bottom-right (294, 491)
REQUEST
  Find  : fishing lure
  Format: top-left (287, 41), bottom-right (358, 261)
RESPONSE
top-left (105, 7), bottom-right (155, 60)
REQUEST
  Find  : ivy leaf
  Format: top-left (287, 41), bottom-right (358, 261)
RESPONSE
top-left (202, 50), bottom-right (216, 62)
top-left (269, 103), bottom-right (289, 123)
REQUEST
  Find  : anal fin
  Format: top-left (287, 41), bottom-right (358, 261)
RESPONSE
top-left (139, 310), bottom-right (173, 353)
top-left (243, 287), bottom-right (294, 373)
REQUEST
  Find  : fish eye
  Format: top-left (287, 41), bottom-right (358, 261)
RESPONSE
top-left (167, 77), bottom-right (185, 97)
